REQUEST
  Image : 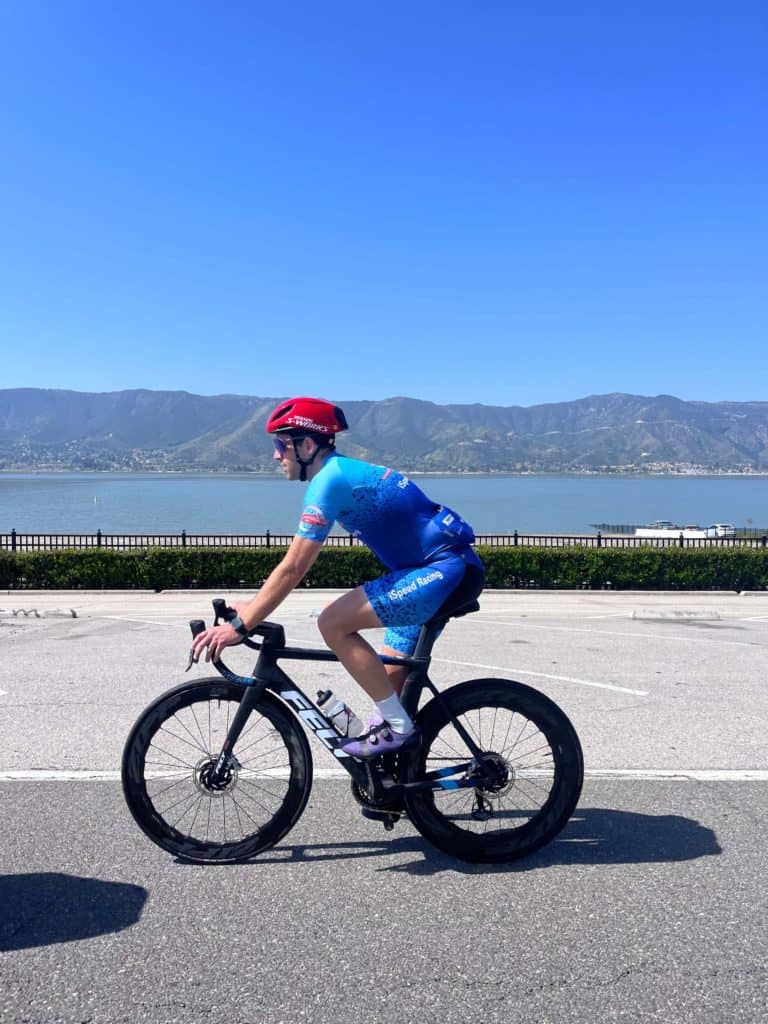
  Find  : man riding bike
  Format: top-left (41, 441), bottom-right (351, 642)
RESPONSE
top-left (191, 396), bottom-right (485, 759)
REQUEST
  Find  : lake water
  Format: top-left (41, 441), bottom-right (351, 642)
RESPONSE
top-left (1, 472), bottom-right (766, 535)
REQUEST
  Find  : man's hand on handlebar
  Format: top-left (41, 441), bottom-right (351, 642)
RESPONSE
top-left (191, 622), bottom-right (243, 664)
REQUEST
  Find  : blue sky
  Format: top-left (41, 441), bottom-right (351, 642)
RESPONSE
top-left (1, 1), bottom-right (765, 407)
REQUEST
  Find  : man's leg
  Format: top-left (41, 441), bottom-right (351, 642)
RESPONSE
top-left (316, 588), bottom-right (399, 702)
top-left (316, 589), bottom-right (416, 742)
top-left (381, 647), bottom-right (409, 696)
top-left (314, 596), bottom-right (409, 694)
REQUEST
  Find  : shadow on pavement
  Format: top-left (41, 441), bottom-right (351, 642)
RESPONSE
top-left (0, 872), bottom-right (147, 952)
top-left (499, 805), bottom-right (723, 872)
top-left (397, 805), bottom-right (722, 875)
top-left (184, 806), bottom-right (721, 874)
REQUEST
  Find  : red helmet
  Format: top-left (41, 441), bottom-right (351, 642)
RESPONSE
top-left (266, 397), bottom-right (348, 437)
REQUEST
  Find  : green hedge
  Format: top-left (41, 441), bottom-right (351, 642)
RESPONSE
top-left (1, 544), bottom-right (767, 591)
top-left (0, 546), bottom-right (385, 591)
top-left (479, 546), bottom-right (768, 591)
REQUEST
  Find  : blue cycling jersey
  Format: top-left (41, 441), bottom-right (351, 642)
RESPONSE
top-left (296, 452), bottom-right (480, 570)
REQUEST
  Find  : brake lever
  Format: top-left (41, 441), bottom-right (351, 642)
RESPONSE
top-left (212, 598), bottom-right (229, 625)
top-left (186, 619), bottom-right (206, 672)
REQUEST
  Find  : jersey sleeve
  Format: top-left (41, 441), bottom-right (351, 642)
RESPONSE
top-left (295, 459), bottom-right (348, 543)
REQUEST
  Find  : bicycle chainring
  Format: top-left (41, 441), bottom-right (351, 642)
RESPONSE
top-left (350, 779), bottom-right (404, 814)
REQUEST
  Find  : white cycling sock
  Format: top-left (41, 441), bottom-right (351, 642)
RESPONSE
top-left (375, 693), bottom-right (414, 734)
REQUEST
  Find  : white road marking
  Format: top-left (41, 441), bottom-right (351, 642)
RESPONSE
top-left (431, 657), bottom-right (648, 695)
top-left (102, 616), bottom-right (181, 626)
top-left (100, 618), bottom-right (646, 694)
top-left (583, 769), bottom-right (768, 781)
top-left (0, 768), bottom-right (765, 781)
top-left (473, 617), bottom-right (766, 649)
top-left (0, 768), bottom-right (352, 781)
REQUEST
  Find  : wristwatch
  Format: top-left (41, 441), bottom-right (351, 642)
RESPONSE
top-left (229, 615), bottom-right (250, 638)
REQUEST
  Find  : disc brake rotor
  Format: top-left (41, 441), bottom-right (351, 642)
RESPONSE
top-left (194, 756), bottom-right (239, 798)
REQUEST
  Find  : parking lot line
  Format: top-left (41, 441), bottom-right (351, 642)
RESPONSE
top-left (474, 617), bottom-right (767, 648)
top-left (1, 768), bottom-right (766, 781)
top-left (431, 657), bottom-right (647, 695)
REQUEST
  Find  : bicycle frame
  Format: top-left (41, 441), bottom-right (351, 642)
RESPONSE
top-left (200, 614), bottom-right (494, 803)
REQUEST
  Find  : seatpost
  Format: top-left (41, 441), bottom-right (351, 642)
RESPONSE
top-left (399, 619), bottom-right (444, 716)
top-left (409, 616), bottom-right (487, 763)
top-left (412, 620), bottom-right (445, 661)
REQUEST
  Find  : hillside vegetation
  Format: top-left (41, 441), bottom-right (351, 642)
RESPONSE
top-left (2, 388), bottom-right (767, 473)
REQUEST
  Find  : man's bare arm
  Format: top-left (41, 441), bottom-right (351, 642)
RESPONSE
top-left (191, 535), bottom-right (323, 661)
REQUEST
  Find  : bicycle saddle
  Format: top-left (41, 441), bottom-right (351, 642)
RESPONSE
top-left (425, 597), bottom-right (480, 629)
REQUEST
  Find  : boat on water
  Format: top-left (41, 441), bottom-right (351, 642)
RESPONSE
top-left (634, 521), bottom-right (736, 539)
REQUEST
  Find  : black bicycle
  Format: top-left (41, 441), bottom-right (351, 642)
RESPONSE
top-left (122, 596), bottom-right (584, 864)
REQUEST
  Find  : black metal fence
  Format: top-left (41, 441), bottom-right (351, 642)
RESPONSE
top-left (2, 529), bottom-right (767, 552)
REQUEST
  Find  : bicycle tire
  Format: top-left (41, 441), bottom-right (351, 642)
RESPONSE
top-left (402, 678), bottom-right (583, 863)
top-left (122, 679), bottom-right (312, 863)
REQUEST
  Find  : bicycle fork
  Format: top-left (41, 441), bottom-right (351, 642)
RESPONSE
top-left (208, 683), bottom-right (264, 784)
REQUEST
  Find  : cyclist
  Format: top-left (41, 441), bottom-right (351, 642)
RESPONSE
top-left (191, 396), bottom-right (485, 758)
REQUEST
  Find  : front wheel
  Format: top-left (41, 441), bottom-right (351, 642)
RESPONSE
top-left (401, 679), bottom-right (583, 863)
top-left (122, 679), bottom-right (313, 863)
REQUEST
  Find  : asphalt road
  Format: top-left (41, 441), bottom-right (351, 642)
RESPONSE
top-left (1, 588), bottom-right (767, 1023)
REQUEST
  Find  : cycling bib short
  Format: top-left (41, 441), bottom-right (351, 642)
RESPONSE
top-left (295, 452), bottom-right (484, 653)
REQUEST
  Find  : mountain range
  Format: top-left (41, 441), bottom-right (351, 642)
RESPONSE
top-left (1, 388), bottom-right (767, 473)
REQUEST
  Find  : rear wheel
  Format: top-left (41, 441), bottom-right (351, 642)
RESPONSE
top-left (122, 679), bottom-right (312, 862)
top-left (402, 679), bottom-right (583, 862)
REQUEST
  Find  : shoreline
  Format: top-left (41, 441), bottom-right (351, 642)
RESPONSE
top-left (2, 468), bottom-right (768, 479)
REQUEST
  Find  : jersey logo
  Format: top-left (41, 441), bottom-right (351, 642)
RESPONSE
top-left (300, 505), bottom-right (329, 528)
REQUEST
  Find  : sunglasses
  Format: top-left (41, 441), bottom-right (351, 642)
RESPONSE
top-left (273, 435), bottom-right (306, 457)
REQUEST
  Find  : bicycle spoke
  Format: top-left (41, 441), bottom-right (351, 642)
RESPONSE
top-left (225, 786), bottom-right (276, 826)
top-left (231, 779), bottom-right (287, 817)
top-left (224, 793), bottom-right (258, 834)
top-left (132, 687), bottom-right (302, 849)
top-left (237, 740), bottom-right (291, 766)
top-left (170, 711), bottom-right (211, 755)
top-left (166, 789), bottom-right (206, 829)
top-left (415, 693), bottom-right (574, 840)
top-left (147, 740), bottom-right (198, 769)
top-left (188, 705), bottom-right (211, 754)
top-left (144, 760), bottom-right (193, 774)
top-left (147, 775), bottom-right (193, 801)
top-left (153, 727), bottom-right (209, 760)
